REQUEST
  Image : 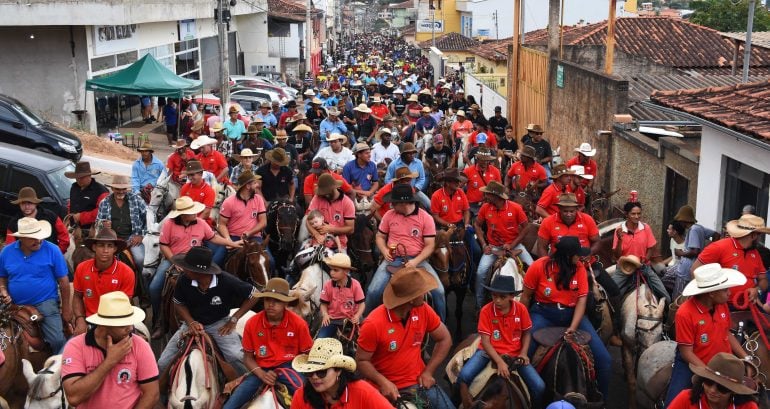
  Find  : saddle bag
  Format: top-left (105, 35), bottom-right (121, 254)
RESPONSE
top-left (159, 269), bottom-right (181, 335)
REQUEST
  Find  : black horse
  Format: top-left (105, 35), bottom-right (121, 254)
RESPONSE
top-left (266, 199), bottom-right (301, 278)
top-left (347, 214), bottom-right (376, 289)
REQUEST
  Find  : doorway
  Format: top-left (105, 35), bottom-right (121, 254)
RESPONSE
top-left (662, 168), bottom-right (690, 258)
top-left (721, 157), bottom-right (770, 230)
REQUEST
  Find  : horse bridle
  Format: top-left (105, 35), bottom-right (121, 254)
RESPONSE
top-left (29, 365), bottom-right (66, 409)
top-left (244, 247), bottom-right (268, 291)
top-left (272, 201), bottom-right (299, 249)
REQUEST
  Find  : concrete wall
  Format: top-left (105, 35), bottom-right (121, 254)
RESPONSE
top-left (528, 44), bottom-right (677, 77)
top-left (465, 72), bottom-right (506, 119)
top-left (0, 26), bottom-right (90, 127)
top-left (236, 12), bottom-right (270, 76)
top-left (546, 58), bottom-right (629, 188)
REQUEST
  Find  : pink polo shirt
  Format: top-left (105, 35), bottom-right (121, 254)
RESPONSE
top-left (61, 330), bottom-right (158, 409)
top-left (612, 221), bottom-right (657, 263)
top-left (159, 217), bottom-right (216, 254)
top-left (219, 193), bottom-right (267, 237)
top-left (378, 207), bottom-right (436, 257)
top-left (320, 277), bottom-right (365, 319)
top-left (307, 193), bottom-right (355, 248)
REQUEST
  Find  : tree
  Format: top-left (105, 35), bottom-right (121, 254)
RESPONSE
top-left (690, 0), bottom-right (770, 32)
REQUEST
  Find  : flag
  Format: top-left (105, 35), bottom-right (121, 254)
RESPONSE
top-left (624, 0), bottom-right (637, 13)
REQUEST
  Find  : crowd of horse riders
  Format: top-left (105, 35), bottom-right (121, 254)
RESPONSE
top-left (2, 33), bottom-right (770, 409)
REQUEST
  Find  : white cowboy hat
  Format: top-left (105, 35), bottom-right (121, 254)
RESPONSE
top-left (167, 196), bottom-right (206, 218)
top-left (86, 291), bottom-right (146, 327)
top-left (574, 142), bottom-right (597, 157)
top-left (12, 217), bottom-right (51, 240)
top-left (569, 165), bottom-right (594, 180)
top-left (682, 263), bottom-right (747, 297)
top-left (190, 135), bottom-right (218, 149)
top-left (292, 338), bottom-right (356, 373)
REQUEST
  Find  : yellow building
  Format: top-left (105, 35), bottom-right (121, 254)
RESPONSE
top-left (414, 0), bottom-right (466, 43)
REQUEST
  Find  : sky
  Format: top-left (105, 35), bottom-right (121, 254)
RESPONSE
top-left (471, 0), bottom-right (629, 39)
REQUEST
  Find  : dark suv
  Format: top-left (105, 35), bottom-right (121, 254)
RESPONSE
top-left (0, 94), bottom-right (83, 161)
top-left (0, 143), bottom-right (75, 232)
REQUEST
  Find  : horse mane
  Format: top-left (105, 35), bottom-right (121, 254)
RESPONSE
top-left (353, 214), bottom-right (371, 236)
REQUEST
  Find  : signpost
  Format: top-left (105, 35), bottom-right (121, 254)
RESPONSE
top-left (556, 64), bottom-right (564, 88)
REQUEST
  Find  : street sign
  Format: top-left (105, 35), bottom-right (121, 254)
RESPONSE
top-left (556, 64), bottom-right (564, 88)
top-left (416, 19), bottom-right (444, 33)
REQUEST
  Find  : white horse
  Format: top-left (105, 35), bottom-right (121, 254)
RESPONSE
top-left (551, 146), bottom-right (563, 167)
top-left (169, 348), bottom-right (219, 409)
top-left (149, 169), bottom-right (228, 223)
top-left (415, 127), bottom-right (435, 155)
top-left (636, 340), bottom-right (676, 408)
top-left (22, 355), bottom-right (64, 409)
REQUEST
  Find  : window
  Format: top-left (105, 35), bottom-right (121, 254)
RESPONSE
top-left (0, 106), bottom-right (17, 122)
top-left (116, 50), bottom-right (138, 66)
top-left (175, 50), bottom-right (199, 76)
top-left (722, 157), bottom-right (770, 228)
top-left (91, 55), bottom-right (116, 72)
top-left (9, 169), bottom-right (47, 200)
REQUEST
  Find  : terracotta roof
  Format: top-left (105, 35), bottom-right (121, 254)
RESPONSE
top-left (721, 31), bottom-right (770, 50)
top-left (400, 25), bottom-right (415, 36)
top-left (469, 38), bottom-right (511, 62)
top-left (268, 0), bottom-right (321, 22)
top-left (419, 32), bottom-right (480, 51)
top-left (524, 17), bottom-right (770, 69)
top-left (650, 79), bottom-right (770, 141)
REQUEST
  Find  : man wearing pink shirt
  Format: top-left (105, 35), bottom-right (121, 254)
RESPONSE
top-left (306, 174), bottom-right (355, 251)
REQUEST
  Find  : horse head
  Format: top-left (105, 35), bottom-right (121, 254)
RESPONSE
top-left (349, 215), bottom-right (376, 273)
top-left (169, 348), bottom-right (217, 409)
top-left (23, 355), bottom-right (63, 409)
top-left (244, 239), bottom-right (270, 289)
top-left (635, 287), bottom-right (666, 350)
top-left (269, 200), bottom-right (300, 253)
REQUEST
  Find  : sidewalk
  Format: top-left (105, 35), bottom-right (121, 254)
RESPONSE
top-left (116, 119), bottom-right (176, 163)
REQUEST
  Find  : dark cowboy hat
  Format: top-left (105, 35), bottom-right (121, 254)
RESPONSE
top-left (482, 275), bottom-right (521, 295)
top-left (673, 205), bottom-right (697, 224)
top-left (136, 141), bottom-right (154, 152)
top-left (519, 146), bottom-right (537, 159)
top-left (690, 353), bottom-right (758, 395)
top-left (65, 161), bottom-right (100, 178)
top-left (236, 170), bottom-right (260, 191)
top-left (556, 193), bottom-right (580, 207)
top-left (310, 157), bottom-right (329, 174)
top-left (84, 227), bottom-right (128, 253)
top-left (254, 278), bottom-right (297, 303)
top-left (383, 183), bottom-right (417, 203)
top-left (266, 148), bottom-right (291, 166)
top-left (480, 181), bottom-right (508, 200)
top-left (245, 124), bottom-right (261, 134)
top-left (11, 187), bottom-right (42, 205)
top-left (550, 164), bottom-right (576, 179)
top-left (437, 168), bottom-right (466, 183)
top-left (554, 236), bottom-right (590, 257)
top-left (183, 160), bottom-right (204, 175)
top-left (171, 246), bottom-right (221, 275)
top-left (315, 173), bottom-right (343, 196)
top-left (383, 267), bottom-right (439, 309)
top-left (393, 166), bottom-right (418, 181)
top-left (286, 100), bottom-right (298, 108)
top-left (400, 143), bottom-right (418, 154)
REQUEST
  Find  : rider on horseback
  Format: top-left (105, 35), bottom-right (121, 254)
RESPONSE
top-left (165, 139), bottom-right (195, 185)
top-left (430, 168), bottom-right (481, 268)
top-left (5, 187), bottom-right (69, 254)
top-left (131, 141), bottom-right (164, 202)
top-left (318, 253), bottom-right (365, 338)
top-left (457, 275), bottom-right (545, 409)
top-left (96, 174), bottom-right (148, 275)
top-left (505, 145), bottom-right (547, 193)
top-left (464, 149), bottom-right (502, 218)
top-left (536, 165), bottom-right (575, 220)
top-left (66, 161), bottom-right (109, 231)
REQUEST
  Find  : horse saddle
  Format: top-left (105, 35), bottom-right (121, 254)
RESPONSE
top-left (9, 304), bottom-right (46, 351)
top-left (533, 327), bottom-right (591, 347)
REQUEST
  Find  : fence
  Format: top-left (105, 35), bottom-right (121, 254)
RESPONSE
top-left (464, 72), bottom-right (507, 119)
top-left (516, 47), bottom-right (548, 134)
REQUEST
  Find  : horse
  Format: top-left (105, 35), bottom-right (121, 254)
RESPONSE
top-left (635, 340), bottom-right (676, 409)
top-left (430, 225), bottom-right (470, 336)
top-left (551, 146), bottom-right (563, 167)
top-left (347, 214), bottom-right (376, 288)
top-left (0, 304), bottom-right (51, 409)
top-left (588, 189), bottom-right (623, 224)
top-left (619, 283), bottom-right (666, 409)
top-left (511, 184), bottom-right (540, 221)
top-left (62, 213), bottom-right (93, 273)
top-left (266, 199), bottom-right (301, 278)
top-left (423, 157), bottom-right (445, 197)
top-left (414, 127), bottom-right (434, 155)
top-left (290, 245), bottom-right (334, 334)
top-left (225, 238), bottom-right (271, 291)
top-left (21, 355), bottom-right (65, 409)
top-left (167, 335), bottom-right (222, 409)
top-left (148, 170), bottom-right (180, 224)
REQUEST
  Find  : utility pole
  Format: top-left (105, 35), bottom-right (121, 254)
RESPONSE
top-left (217, 0), bottom-right (230, 105)
top-left (547, 0), bottom-right (560, 60)
top-left (494, 10), bottom-right (499, 40)
top-left (431, 3), bottom-right (436, 48)
top-left (744, 0), bottom-right (756, 82)
top-left (306, 0), bottom-right (313, 78)
top-left (605, 0), bottom-right (617, 74)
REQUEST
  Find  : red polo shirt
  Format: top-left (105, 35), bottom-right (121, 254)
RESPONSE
top-left (463, 165), bottom-right (502, 203)
top-left (566, 156), bottom-right (597, 187)
top-left (167, 149), bottom-right (196, 183)
top-left (180, 181), bottom-right (216, 208)
top-left (523, 257), bottom-right (589, 307)
top-left (357, 304), bottom-right (441, 389)
top-left (468, 131), bottom-right (498, 148)
top-left (291, 380), bottom-right (394, 409)
top-left (159, 217), bottom-right (216, 255)
top-left (612, 222), bottom-right (657, 263)
top-left (374, 182), bottom-right (415, 218)
top-left (477, 201), bottom-right (528, 246)
top-left (430, 187), bottom-right (470, 224)
top-left (303, 172), bottom-right (352, 198)
top-left (674, 297), bottom-right (732, 364)
top-left (477, 300), bottom-right (532, 356)
top-left (537, 183), bottom-right (573, 216)
top-left (538, 212), bottom-right (599, 250)
top-left (697, 237), bottom-right (766, 306)
top-left (507, 162), bottom-right (547, 190)
top-left (197, 150), bottom-right (229, 183)
top-left (668, 389), bottom-right (758, 409)
top-left (73, 259), bottom-right (135, 316)
top-left (242, 309), bottom-right (313, 369)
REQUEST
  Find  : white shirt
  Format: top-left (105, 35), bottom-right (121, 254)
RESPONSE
top-left (314, 147), bottom-right (354, 171)
top-left (371, 142), bottom-right (400, 165)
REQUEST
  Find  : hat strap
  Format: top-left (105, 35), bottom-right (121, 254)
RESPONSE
top-left (703, 366), bottom-right (742, 385)
top-left (697, 276), bottom-right (729, 289)
top-left (736, 224), bottom-right (757, 232)
top-left (307, 360), bottom-right (327, 365)
top-left (98, 311), bottom-right (134, 319)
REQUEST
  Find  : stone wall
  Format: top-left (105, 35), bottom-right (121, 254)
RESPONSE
top-left (527, 44), bottom-right (677, 77)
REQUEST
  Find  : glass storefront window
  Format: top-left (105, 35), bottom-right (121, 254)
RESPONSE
top-left (176, 50), bottom-right (199, 76)
top-left (175, 39), bottom-right (198, 53)
top-left (116, 50), bottom-right (138, 66)
top-left (140, 44), bottom-right (175, 60)
top-left (91, 55), bottom-right (116, 72)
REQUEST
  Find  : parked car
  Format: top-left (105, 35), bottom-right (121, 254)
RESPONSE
top-left (0, 94), bottom-right (83, 162)
top-left (230, 95), bottom-right (271, 115)
top-left (192, 94), bottom-right (251, 127)
top-left (230, 75), bottom-right (296, 100)
top-left (231, 88), bottom-right (284, 105)
top-left (0, 142), bottom-right (75, 232)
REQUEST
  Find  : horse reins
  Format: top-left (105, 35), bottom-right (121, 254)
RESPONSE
top-left (733, 289), bottom-right (770, 357)
top-left (244, 248), bottom-right (268, 291)
top-left (265, 367), bottom-right (303, 408)
top-left (271, 201), bottom-right (299, 249)
top-left (29, 365), bottom-right (65, 409)
top-left (633, 269), bottom-right (664, 341)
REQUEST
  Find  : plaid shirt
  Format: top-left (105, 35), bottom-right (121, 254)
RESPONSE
top-left (217, 139), bottom-right (234, 159)
top-left (96, 192), bottom-right (148, 236)
top-left (229, 164), bottom-right (260, 185)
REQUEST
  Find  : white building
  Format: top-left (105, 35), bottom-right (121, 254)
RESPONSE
top-left (457, 0), bottom-right (513, 39)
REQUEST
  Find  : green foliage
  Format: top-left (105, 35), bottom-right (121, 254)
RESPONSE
top-left (373, 18), bottom-right (389, 31)
top-left (690, 0), bottom-right (770, 32)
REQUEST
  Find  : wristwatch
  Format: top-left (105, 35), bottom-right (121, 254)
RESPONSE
top-left (229, 315), bottom-right (238, 324)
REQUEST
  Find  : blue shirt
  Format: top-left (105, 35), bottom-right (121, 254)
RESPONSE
top-left (131, 156), bottom-right (165, 192)
top-left (223, 119), bottom-right (247, 140)
top-left (0, 240), bottom-right (68, 305)
top-left (415, 116), bottom-right (438, 133)
top-left (163, 105), bottom-right (178, 126)
top-left (384, 157), bottom-right (427, 191)
top-left (319, 119), bottom-right (348, 143)
top-left (342, 159), bottom-right (379, 191)
top-left (253, 112), bottom-right (277, 128)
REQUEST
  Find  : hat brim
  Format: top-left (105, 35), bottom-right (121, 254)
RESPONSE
top-left (315, 180), bottom-right (343, 196)
top-left (190, 138), bottom-right (217, 150)
top-left (171, 254), bottom-right (222, 275)
top-left (167, 201), bottom-right (206, 218)
top-left (618, 257), bottom-right (642, 275)
top-left (394, 171), bottom-right (418, 181)
top-left (479, 187), bottom-right (508, 200)
top-left (268, 155), bottom-right (290, 166)
top-left (85, 238), bottom-right (128, 253)
top-left (11, 222), bottom-right (52, 240)
top-left (575, 148), bottom-right (597, 157)
top-left (690, 365), bottom-right (758, 395)
top-left (107, 183), bottom-right (132, 190)
top-left (400, 147), bottom-right (418, 154)
top-left (550, 171), bottom-right (576, 179)
top-left (323, 258), bottom-right (357, 271)
top-left (292, 353), bottom-right (356, 373)
top-left (65, 171), bottom-right (100, 178)
top-left (254, 291), bottom-right (297, 303)
top-left (682, 268), bottom-right (747, 297)
top-left (137, 147), bottom-right (154, 152)
top-left (724, 220), bottom-right (770, 238)
top-left (10, 196), bottom-right (42, 205)
top-left (482, 283), bottom-right (522, 295)
top-left (382, 269), bottom-right (439, 309)
top-left (382, 192), bottom-right (418, 203)
top-left (86, 306), bottom-right (145, 327)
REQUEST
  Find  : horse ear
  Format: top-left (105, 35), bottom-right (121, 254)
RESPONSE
top-left (21, 359), bottom-right (35, 384)
top-left (655, 297), bottom-right (666, 314)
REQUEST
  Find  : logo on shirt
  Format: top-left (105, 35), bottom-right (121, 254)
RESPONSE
top-left (111, 279), bottom-right (118, 284)
top-left (334, 213), bottom-right (342, 222)
top-left (84, 275), bottom-right (90, 280)
top-left (493, 330), bottom-right (501, 340)
top-left (442, 205), bottom-right (448, 212)
top-left (544, 287), bottom-right (552, 297)
top-left (258, 332), bottom-right (264, 337)
top-left (388, 328), bottom-right (395, 334)
top-left (259, 345), bottom-right (268, 356)
top-left (287, 332), bottom-right (295, 337)
top-left (210, 296), bottom-right (222, 306)
top-left (698, 320), bottom-right (705, 326)
top-left (389, 340), bottom-right (398, 351)
top-left (116, 368), bottom-right (132, 384)
top-left (700, 334), bottom-right (709, 344)
top-left (252, 211), bottom-right (258, 219)
top-left (411, 228), bottom-right (420, 237)
top-left (191, 238), bottom-right (199, 247)
top-left (85, 289), bottom-right (93, 298)
top-left (514, 317), bottom-right (520, 323)
top-left (64, 357), bottom-right (72, 365)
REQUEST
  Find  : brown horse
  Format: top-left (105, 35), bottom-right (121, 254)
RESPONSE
top-left (511, 184), bottom-right (540, 221)
top-left (225, 238), bottom-right (271, 290)
top-left (0, 305), bottom-right (51, 409)
top-left (423, 157), bottom-right (445, 197)
top-left (347, 214), bottom-right (376, 288)
top-left (430, 225), bottom-right (470, 336)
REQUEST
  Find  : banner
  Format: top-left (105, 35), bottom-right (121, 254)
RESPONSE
top-left (416, 19), bottom-right (444, 33)
top-left (93, 25), bottom-right (139, 56)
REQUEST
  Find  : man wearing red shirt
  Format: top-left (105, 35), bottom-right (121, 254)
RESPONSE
top-left (166, 139), bottom-right (196, 184)
top-left (691, 214), bottom-right (768, 308)
top-left (370, 96), bottom-right (389, 124)
top-left (305, 174), bottom-right (355, 251)
top-left (303, 158), bottom-right (352, 207)
top-left (371, 167), bottom-right (416, 221)
top-left (463, 150), bottom-right (501, 217)
top-left (566, 142), bottom-right (598, 189)
top-left (536, 164), bottom-right (575, 218)
top-left (192, 135), bottom-right (229, 184)
top-left (278, 100), bottom-right (299, 129)
top-left (506, 146), bottom-right (547, 192)
top-left (664, 264), bottom-right (748, 407)
top-left (357, 268), bottom-right (453, 407)
top-left (179, 160), bottom-right (216, 224)
top-left (430, 168), bottom-right (481, 270)
top-left (473, 181), bottom-right (532, 309)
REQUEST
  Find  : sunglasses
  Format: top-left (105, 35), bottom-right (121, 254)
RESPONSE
top-left (702, 378), bottom-right (731, 394)
top-left (308, 368), bottom-right (329, 379)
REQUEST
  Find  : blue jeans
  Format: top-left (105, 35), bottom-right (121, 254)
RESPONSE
top-left (223, 362), bottom-right (304, 409)
top-left (456, 349), bottom-right (545, 407)
top-left (664, 350), bottom-right (692, 408)
top-left (149, 259), bottom-right (173, 318)
top-left (400, 385), bottom-right (453, 409)
top-left (158, 318), bottom-right (246, 375)
top-left (128, 239), bottom-right (145, 270)
top-left (474, 245), bottom-right (535, 309)
top-left (209, 236), bottom-right (275, 272)
top-left (316, 323), bottom-right (339, 339)
top-left (365, 258), bottom-right (446, 322)
top-left (36, 298), bottom-right (66, 353)
top-left (527, 303), bottom-right (611, 399)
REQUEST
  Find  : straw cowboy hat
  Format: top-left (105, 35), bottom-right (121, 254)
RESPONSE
top-left (556, 193), bottom-right (580, 207)
top-left (725, 214), bottom-right (770, 238)
top-left (251, 117), bottom-right (265, 125)
top-left (421, 106), bottom-right (431, 113)
top-left (106, 175), bottom-right (132, 190)
top-left (303, 89), bottom-right (316, 97)
top-left (167, 196), bottom-right (205, 218)
top-left (235, 170), bottom-right (260, 191)
top-left (326, 133), bottom-right (347, 142)
top-left (383, 267), bottom-right (439, 309)
top-left (174, 139), bottom-right (189, 149)
top-left (682, 263), bottom-right (747, 297)
top-left (260, 101), bottom-right (272, 109)
top-left (400, 142), bottom-right (418, 154)
top-left (65, 161), bottom-right (100, 178)
top-left (11, 187), bottom-right (42, 205)
top-left (137, 141), bottom-right (154, 152)
top-left (293, 123), bottom-right (313, 133)
top-left (11, 217), bottom-right (51, 240)
top-left (407, 94), bottom-right (419, 102)
top-left (234, 148), bottom-right (258, 161)
top-left (255, 278), bottom-right (297, 303)
top-left (266, 148), bottom-right (291, 166)
top-left (326, 107), bottom-right (340, 116)
top-left (191, 120), bottom-right (205, 134)
top-left (673, 205), bottom-right (697, 224)
top-left (419, 89), bottom-right (431, 95)
top-left (690, 353), bottom-right (758, 395)
top-left (483, 275), bottom-right (521, 295)
top-left (181, 160), bottom-right (203, 176)
top-left (526, 124), bottom-right (544, 133)
top-left (315, 173), bottom-right (343, 196)
top-left (228, 105), bottom-right (240, 114)
top-left (86, 291), bottom-right (145, 327)
top-left (618, 255), bottom-right (643, 275)
top-left (375, 127), bottom-right (393, 139)
top-left (352, 143), bottom-right (371, 154)
top-left (480, 181), bottom-right (508, 200)
top-left (85, 227), bottom-right (127, 253)
top-left (245, 124), bottom-right (262, 135)
top-left (210, 122), bottom-right (225, 133)
top-left (574, 142), bottom-right (596, 157)
top-left (519, 145), bottom-right (537, 159)
top-left (456, 110), bottom-right (466, 117)
top-left (190, 135), bottom-right (218, 149)
top-left (371, 96), bottom-right (382, 103)
top-left (393, 88), bottom-right (405, 94)
top-left (353, 103), bottom-right (372, 113)
top-left (275, 130), bottom-right (289, 140)
top-left (569, 165), bottom-right (593, 180)
top-left (311, 97), bottom-right (323, 105)
top-left (171, 246), bottom-right (222, 275)
top-left (323, 253), bottom-right (356, 271)
top-left (550, 164), bottom-right (576, 179)
top-left (383, 183), bottom-right (418, 204)
top-left (393, 166), bottom-right (418, 181)
top-left (292, 338), bottom-right (357, 373)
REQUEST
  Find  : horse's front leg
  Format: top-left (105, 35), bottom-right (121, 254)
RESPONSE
top-left (622, 343), bottom-right (638, 409)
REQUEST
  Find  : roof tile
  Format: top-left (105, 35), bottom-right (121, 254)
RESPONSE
top-left (419, 32), bottom-right (480, 51)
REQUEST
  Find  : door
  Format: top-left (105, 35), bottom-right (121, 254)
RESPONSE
top-left (722, 157), bottom-right (770, 231)
top-left (0, 105), bottom-right (29, 149)
top-left (662, 168), bottom-right (690, 257)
